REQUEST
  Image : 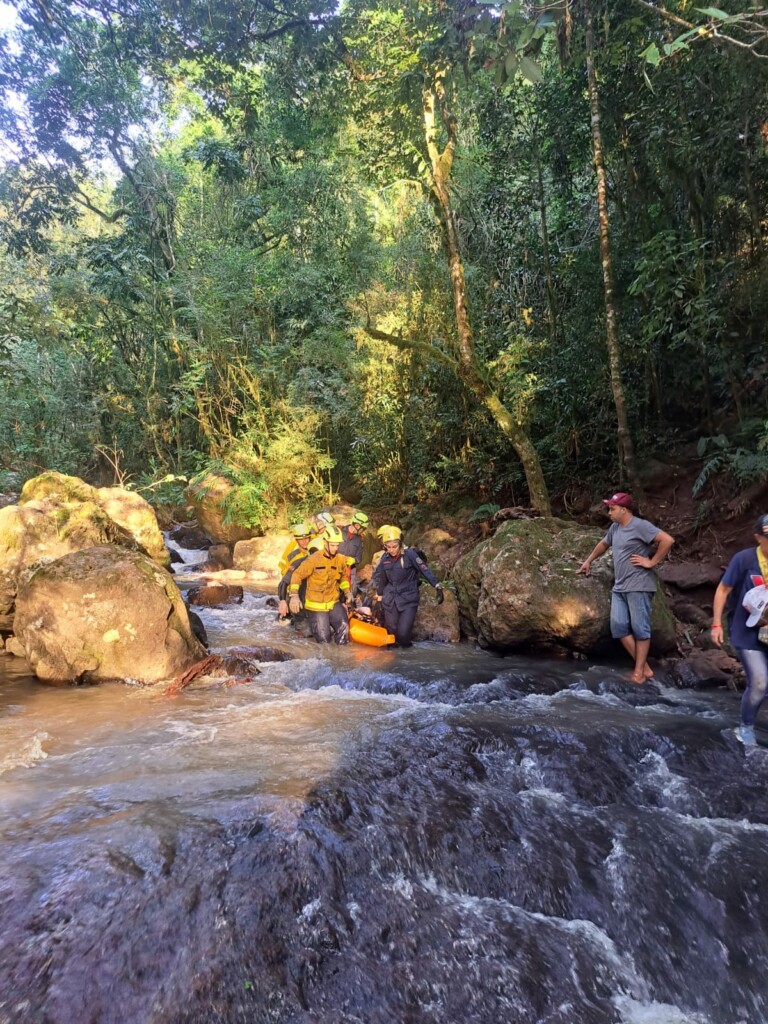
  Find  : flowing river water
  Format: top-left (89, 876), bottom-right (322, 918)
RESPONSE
top-left (2, 566), bottom-right (768, 1023)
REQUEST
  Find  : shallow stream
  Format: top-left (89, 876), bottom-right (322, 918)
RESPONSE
top-left (2, 582), bottom-right (767, 1023)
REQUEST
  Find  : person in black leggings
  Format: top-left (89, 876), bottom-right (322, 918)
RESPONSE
top-left (373, 527), bottom-right (443, 648)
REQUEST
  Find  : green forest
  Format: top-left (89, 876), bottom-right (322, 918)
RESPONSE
top-left (1, 0), bottom-right (766, 526)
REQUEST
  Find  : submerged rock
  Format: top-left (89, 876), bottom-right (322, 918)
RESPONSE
top-left (453, 517), bottom-right (676, 655)
top-left (187, 582), bottom-right (244, 607)
top-left (13, 545), bottom-right (206, 683)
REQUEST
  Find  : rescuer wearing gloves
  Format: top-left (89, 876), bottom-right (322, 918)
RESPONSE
top-left (288, 525), bottom-right (355, 644)
top-left (372, 526), bottom-right (443, 648)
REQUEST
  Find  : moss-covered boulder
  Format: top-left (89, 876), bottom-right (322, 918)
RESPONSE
top-left (96, 487), bottom-right (169, 567)
top-left (452, 517), bottom-right (676, 655)
top-left (19, 471), bottom-right (97, 505)
top-left (0, 501), bottom-right (127, 615)
top-left (0, 472), bottom-right (171, 614)
top-left (185, 473), bottom-right (257, 545)
top-left (13, 545), bottom-right (206, 683)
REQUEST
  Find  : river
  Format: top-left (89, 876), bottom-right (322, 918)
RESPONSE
top-left (1, 581), bottom-right (767, 1024)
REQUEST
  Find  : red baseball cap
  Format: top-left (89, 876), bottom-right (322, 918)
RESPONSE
top-left (602, 492), bottom-right (633, 509)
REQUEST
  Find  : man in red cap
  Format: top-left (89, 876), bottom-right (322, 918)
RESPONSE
top-left (577, 493), bottom-right (675, 683)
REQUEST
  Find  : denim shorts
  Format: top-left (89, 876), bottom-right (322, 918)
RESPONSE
top-left (610, 590), bottom-right (654, 640)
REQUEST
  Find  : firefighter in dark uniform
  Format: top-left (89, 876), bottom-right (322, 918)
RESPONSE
top-left (372, 526), bottom-right (443, 648)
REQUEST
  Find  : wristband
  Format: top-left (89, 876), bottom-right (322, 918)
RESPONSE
top-left (711, 624), bottom-right (721, 628)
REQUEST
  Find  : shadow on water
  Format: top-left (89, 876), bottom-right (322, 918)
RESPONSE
top-left (1, 588), bottom-right (767, 1023)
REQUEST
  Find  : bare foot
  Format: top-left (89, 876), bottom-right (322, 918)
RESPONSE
top-left (628, 672), bottom-right (646, 685)
top-left (643, 665), bottom-right (654, 679)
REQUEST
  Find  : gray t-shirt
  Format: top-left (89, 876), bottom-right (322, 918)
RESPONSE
top-left (602, 516), bottom-right (661, 593)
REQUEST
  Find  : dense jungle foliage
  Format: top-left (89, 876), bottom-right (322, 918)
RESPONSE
top-left (0, 0), bottom-right (766, 525)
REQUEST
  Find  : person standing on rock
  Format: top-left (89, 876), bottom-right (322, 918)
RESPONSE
top-left (576, 492), bottom-right (675, 684)
top-left (288, 525), bottom-right (354, 644)
top-left (373, 526), bottom-right (443, 648)
top-left (711, 513), bottom-right (768, 746)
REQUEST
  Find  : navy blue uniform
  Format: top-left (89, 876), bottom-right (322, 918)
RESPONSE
top-left (373, 546), bottom-right (440, 647)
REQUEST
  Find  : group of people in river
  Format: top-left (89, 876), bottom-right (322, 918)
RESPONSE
top-left (273, 497), bottom-right (768, 745)
top-left (275, 510), bottom-right (443, 648)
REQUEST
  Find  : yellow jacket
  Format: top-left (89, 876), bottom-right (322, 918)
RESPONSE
top-left (278, 539), bottom-right (308, 577)
top-left (289, 550), bottom-right (353, 611)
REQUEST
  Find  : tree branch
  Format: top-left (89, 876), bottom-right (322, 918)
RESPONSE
top-left (362, 323), bottom-right (458, 369)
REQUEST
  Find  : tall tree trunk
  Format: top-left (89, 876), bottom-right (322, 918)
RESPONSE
top-left (422, 81), bottom-right (551, 515)
top-left (533, 127), bottom-right (558, 347)
top-left (584, 7), bottom-right (644, 503)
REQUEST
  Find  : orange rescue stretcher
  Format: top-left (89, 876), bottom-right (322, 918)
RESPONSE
top-left (348, 608), bottom-right (394, 647)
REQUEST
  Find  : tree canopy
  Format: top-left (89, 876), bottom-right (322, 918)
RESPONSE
top-left (1, 0), bottom-right (766, 523)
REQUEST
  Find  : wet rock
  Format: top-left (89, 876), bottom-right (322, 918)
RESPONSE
top-left (5, 636), bottom-right (25, 657)
top-left (168, 522), bottom-right (211, 549)
top-left (185, 473), bottom-right (257, 544)
top-left (220, 645), bottom-right (295, 674)
top-left (187, 609), bottom-right (208, 647)
top-left (413, 588), bottom-right (460, 643)
top-left (167, 544), bottom-right (184, 564)
top-left (13, 545), bottom-right (206, 683)
top-left (666, 649), bottom-right (741, 689)
top-left (187, 582), bottom-right (244, 607)
top-left (206, 542), bottom-right (233, 570)
top-left (453, 517), bottom-right (676, 655)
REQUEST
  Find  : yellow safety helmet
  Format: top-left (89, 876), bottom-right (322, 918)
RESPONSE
top-left (324, 525), bottom-right (343, 544)
top-left (376, 524), bottom-right (394, 539)
top-left (351, 510), bottom-right (369, 528)
top-left (308, 537), bottom-right (325, 553)
top-left (380, 526), bottom-right (402, 544)
top-left (291, 521), bottom-right (311, 538)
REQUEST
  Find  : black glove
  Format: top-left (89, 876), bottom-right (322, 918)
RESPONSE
top-left (435, 584), bottom-right (444, 605)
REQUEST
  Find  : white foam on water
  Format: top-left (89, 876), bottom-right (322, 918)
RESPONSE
top-left (614, 994), bottom-right (715, 1024)
top-left (0, 732), bottom-right (50, 774)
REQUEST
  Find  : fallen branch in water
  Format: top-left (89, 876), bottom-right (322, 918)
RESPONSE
top-left (165, 655), bottom-right (223, 696)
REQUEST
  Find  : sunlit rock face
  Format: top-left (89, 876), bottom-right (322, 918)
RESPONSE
top-left (233, 534), bottom-right (287, 576)
top-left (95, 487), bottom-right (169, 567)
top-left (0, 500), bottom-right (125, 614)
top-left (13, 545), bottom-right (206, 683)
top-left (0, 471), bottom-right (171, 615)
top-left (453, 518), bottom-right (676, 655)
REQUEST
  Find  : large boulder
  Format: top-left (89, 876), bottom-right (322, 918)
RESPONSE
top-left (452, 517), bottom-right (677, 655)
top-left (413, 588), bottom-right (461, 643)
top-left (0, 500), bottom-right (128, 614)
top-left (0, 472), bottom-right (171, 614)
top-left (13, 545), bottom-right (206, 683)
top-left (233, 534), bottom-right (289, 578)
top-left (185, 473), bottom-right (257, 545)
top-left (95, 487), bottom-right (169, 567)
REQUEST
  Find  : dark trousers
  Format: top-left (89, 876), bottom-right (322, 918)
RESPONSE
top-left (309, 603), bottom-right (349, 644)
top-left (383, 602), bottom-right (419, 648)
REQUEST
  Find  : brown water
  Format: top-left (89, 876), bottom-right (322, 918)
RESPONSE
top-left (1, 587), bottom-right (767, 1024)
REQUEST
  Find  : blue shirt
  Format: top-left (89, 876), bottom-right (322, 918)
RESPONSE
top-left (373, 547), bottom-right (440, 611)
top-left (722, 547), bottom-right (766, 651)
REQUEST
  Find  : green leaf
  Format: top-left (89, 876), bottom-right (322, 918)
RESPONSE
top-left (505, 51), bottom-right (519, 77)
top-left (641, 42), bottom-right (662, 66)
top-left (518, 55), bottom-right (543, 84)
top-left (695, 7), bottom-right (731, 19)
